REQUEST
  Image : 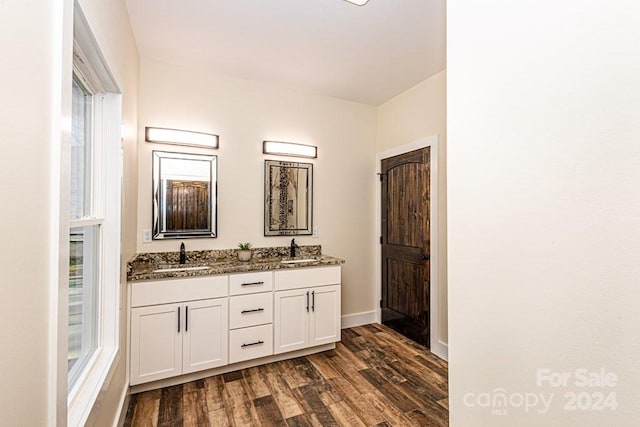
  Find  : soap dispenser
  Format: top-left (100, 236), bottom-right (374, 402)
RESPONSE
top-left (179, 242), bottom-right (186, 264)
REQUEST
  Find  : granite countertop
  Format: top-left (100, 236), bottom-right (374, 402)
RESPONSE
top-left (127, 245), bottom-right (344, 282)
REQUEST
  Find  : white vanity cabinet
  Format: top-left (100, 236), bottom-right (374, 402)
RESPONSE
top-left (129, 276), bottom-right (228, 386)
top-left (273, 267), bottom-right (341, 354)
top-left (129, 263), bottom-right (341, 388)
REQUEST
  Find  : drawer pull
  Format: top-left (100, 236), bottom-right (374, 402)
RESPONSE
top-left (241, 308), bottom-right (265, 314)
top-left (241, 340), bottom-right (264, 348)
top-left (241, 281), bottom-right (264, 287)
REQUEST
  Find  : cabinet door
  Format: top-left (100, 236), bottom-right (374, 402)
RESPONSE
top-left (182, 298), bottom-right (228, 374)
top-left (130, 303), bottom-right (182, 385)
top-left (274, 288), bottom-right (310, 354)
top-left (309, 285), bottom-right (341, 347)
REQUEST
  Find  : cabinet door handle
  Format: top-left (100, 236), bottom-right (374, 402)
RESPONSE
top-left (241, 340), bottom-right (264, 348)
top-left (185, 306), bottom-right (189, 332)
top-left (177, 306), bottom-right (181, 333)
top-left (241, 308), bottom-right (265, 314)
top-left (312, 291), bottom-right (315, 312)
top-left (241, 281), bottom-right (264, 287)
top-left (306, 291), bottom-right (309, 312)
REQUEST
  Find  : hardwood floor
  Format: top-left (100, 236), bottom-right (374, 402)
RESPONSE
top-left (124, 324), bottom-right (448, 426)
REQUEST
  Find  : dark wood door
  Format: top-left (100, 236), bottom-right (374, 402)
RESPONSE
top-left (381, 147), bottom-right (430, 347)
top-left (166, 180), bottom-right (210, 231)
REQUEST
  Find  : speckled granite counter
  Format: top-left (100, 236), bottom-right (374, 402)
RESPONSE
top-left (127, 245), bottom-right (344, 282)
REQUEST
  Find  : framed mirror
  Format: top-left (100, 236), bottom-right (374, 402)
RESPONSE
top-left (153, 151), bottom-right (217, 239)
top-left (264, 160), bottom-right (313, 236)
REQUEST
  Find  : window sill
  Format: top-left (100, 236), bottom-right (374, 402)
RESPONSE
top-left (67, 346), bottom-right (117, 427)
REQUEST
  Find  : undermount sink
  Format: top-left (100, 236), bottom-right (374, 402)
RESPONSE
top-left (280, 258), bottom-right (320, 264)
top-left (153, 265), bottom-right (212, 273)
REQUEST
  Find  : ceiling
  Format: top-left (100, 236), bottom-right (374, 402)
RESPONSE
top-left (125, 0), bottom-right (445, 105)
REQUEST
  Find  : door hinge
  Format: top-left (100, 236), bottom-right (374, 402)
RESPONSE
top-left (379, 236), bottom-right (383, 244)
top-left (379, 299), bottom-right (383, 308)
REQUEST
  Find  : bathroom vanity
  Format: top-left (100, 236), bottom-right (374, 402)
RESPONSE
top-left (127, 246), bottom-right (343, 392)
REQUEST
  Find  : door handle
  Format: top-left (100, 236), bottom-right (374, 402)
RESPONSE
top-left (241, 340), bottom-right (264, 348)
top-left (177, 306), bottom-right (181, 333)
top-left (420, 254), bottom-right (430, 261)
top-left (311, 291), bottom-right (315, 312)
top-left (306, 291), bottom-right (309, 312)
top-left (185, 306), bottom-right (188, 332)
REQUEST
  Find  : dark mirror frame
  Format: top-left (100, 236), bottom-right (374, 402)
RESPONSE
top-left (264, 160), bottom-right (313, 236)
top-left (152, 150), bottom-right (218, 239)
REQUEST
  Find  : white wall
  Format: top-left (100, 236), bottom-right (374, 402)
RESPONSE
top-left (377, 70), bottom-right (448, 345)
top-left (0, 0), bottom-right (60, 424)
top-left (137, 58), bottom-right (377, 317)
top-left (448, 1), bottom-right (640, 425)
top-left (0, 0), bottom-right (138, 425)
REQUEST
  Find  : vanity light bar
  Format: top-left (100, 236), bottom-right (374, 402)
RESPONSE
top-left (145, 127), bottom-right (219, 149)
top-left (263, 141), bottom-right (317, 159)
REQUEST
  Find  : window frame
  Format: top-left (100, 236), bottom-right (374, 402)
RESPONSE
top-left (64, 7), bottom-right (122, 426)
top-left (67, 72), bottom-right (103, 390)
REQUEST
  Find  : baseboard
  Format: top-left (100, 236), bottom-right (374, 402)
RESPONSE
top-left (114, 383), bottom-right (129, 427)
top-left (431, 339), bottom-right (448, 361)
top-left (341, 311), bottom-right (377, 329)
top-left (342, 312), bottom-right (449, 361)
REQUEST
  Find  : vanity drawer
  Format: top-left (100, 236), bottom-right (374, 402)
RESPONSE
top-left (229, 292), bottom-right (273, 329)
top-left (229, 324), bottom-right (273, 364)
top-left (274, 266), bottom-right (341, 291)
top-left (229, 271), bottom-right (273, 295)
top-left (131, 275), bottom-right (228, 307)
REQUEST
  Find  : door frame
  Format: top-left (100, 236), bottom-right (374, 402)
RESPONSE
top-left (375, 135), bottom-right (447, 360)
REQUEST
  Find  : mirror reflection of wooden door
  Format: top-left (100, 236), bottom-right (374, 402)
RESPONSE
top-left (165, 180), bottom-right (210, 231)
top-left (381, 147), bottom-right (430, 347)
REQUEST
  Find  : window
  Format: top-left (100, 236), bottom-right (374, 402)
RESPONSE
top-left (64, 7), bottom-right (122, 424)
top-left (68, 76), bottom-right (100, 389)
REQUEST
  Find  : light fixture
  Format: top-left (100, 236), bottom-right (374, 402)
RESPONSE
top-left (263, 141), bottom-right (317, 159)
top-left (145, 127), bottom-right (219, 149)
top-left (344, 0), bottom-right (369, 5)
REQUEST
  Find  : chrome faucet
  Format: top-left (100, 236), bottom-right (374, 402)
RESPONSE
top-left (179, 242), bottom-right (186, 264)
top-left (290, 238), bottom-right (299, 258)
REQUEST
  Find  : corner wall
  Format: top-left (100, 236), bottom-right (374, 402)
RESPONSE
top-left (137, 58), bottom-right (377, 317)
top-left (448, 2), bottom-right (640, 425)
top-left (0, 0), bottom-right (60, 424)
top-left (377, 70), bottom-right (448, 345)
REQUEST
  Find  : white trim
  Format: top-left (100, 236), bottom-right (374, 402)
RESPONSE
top-left (72, 9), bottom-right (118, 93)
top-left (341, 311), bottom-right (377, 329)
top-left (374, 135), bottom-right (448, 361)
top-left (436, 340), bottom-right (449, 360)
top-left (113, 382), bottom-right (129, 427)
top-left (70, 218), bottom-right (104, 228)
top-left (68, 349), bottom-right (117, 426)
top-left (49, 0), bottom-right (74, 424)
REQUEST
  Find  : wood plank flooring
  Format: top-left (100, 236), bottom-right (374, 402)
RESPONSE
top-left (124, 324), bottom-right (448, 426)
